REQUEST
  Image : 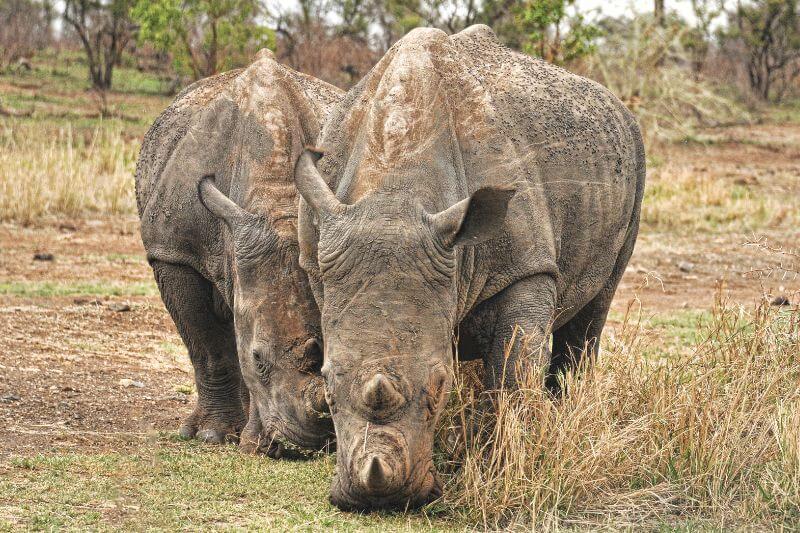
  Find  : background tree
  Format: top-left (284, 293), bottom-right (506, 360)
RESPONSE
top-left (683, 0), bottom-right (723, 74)
top-left (655, 0), bottom-right (665, 26)
top-left (485, 0), bottom-right (599, 64)
top-left (271, 0), bottom-right (378, 88)
top-left (720, 0), bottom-right (800, 100)
top-left (132, 0), bottom-right (274, 80)
top-left (62, 0), bottom-right (136, 89)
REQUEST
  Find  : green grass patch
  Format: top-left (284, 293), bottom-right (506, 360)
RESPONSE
top-left (0, 442), bottom-right (463, 531)
top-left (0, 281), bottom-right (158, 297)
top-left (609, 308), bottom-right (712, 344)
top-left (768, 98), bottom-right (800, 124)
top-left (0, 49), bottom-right (172, 135)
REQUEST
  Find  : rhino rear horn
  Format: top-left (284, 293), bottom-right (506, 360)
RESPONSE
top-left (198, 176), bottom-right (250, 229)
top-left (362, 374), bottom-right (405, 411)
top-left (294, 149), bottom-right (344, 218)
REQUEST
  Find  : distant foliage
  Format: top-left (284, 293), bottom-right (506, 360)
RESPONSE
top-left (494, 0), bottom-right (601, 64)
top-left (62, 0), bottom-right (137, 90)
top-left (719, 0), bottom-right (800, 102)
top-left (132, 0), bottom-right (275, 80)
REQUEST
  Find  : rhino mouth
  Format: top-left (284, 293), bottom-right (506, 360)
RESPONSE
top-left (257, 421), bottom-right (335, 459)
top-left (329, 460), bottom-right (442, 511)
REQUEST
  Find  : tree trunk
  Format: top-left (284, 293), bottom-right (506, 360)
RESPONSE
top-left (655, 0), bottom-right (665, 26)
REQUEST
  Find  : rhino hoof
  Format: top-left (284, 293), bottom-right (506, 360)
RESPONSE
top-left (178, 425), bottom-right (197, 440)
top-left (196, 428), bottom-right (226, 444)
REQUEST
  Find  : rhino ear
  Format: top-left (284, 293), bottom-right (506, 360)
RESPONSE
top-left (294, 149), bottom-right (344, 218)
top-left (430, 186), bottom-right (516, 247)
top-left (198, 176), bottom-right (250, 229)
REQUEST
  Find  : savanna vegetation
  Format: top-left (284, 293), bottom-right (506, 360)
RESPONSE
top-left (1, 0), bottom-right (799, 530)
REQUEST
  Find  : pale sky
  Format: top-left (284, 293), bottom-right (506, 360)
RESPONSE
top-left (264, 0), bottom-right (700, 23)
top-left (578, 0), bottom-right (699, 22)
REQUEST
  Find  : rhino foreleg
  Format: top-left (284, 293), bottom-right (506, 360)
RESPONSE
top-left (151, 260), bottom-right (247, 443)
top-left (481, 274), bottom-right (558, 391)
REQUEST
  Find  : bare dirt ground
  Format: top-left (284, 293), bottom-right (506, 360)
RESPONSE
top-left (1, 124), bottom-right (798, 458)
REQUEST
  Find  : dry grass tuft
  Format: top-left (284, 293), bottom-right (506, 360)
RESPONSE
top-left (436, 295), bottom-right (800, 529)
top-left (0, 119), bottom-right (138, 224)
top-left (641, 162), bottom-right (791, 233)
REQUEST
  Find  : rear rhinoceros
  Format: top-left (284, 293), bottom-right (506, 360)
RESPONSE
top-left (136, 50), bottom-right (342, 457)
top-left (294, 26), bottom-right (645, 509)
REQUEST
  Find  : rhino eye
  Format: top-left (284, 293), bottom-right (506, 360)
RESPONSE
top-left (253, 350), bottom-right (274, 384)
top-left (425, 372), bottom-right (448, 420)
top-left (323, 381), bottom-right (336, 413)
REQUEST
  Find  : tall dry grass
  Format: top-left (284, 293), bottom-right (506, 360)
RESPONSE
top-left (0, 119), bottom-right (138, 224)
top-left (437, 296), bottom-right (800, 529)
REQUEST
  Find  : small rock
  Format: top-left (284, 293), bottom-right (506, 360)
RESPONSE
top-left (33, 253), bottom-right (54, 261)
top-left (119, 378), bottom-right (144, 388)
top-left (771, 295), bottom-right (791, 306)
top-left (677, 261), bottom-right (694, 273)
top-left (733, 175), bottom-right (759, 186)
top-left (1, 393), bottom-right (21, 402)
top-left (73, 297), bottom-right (101, 306)
top-left (107, 302), bottom-right (131, 312)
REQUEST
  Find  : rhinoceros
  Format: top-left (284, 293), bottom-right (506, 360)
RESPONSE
top-left (135, 50), bottom-right (342, 456)
top-left (294, 26), bottom-right (645, 509)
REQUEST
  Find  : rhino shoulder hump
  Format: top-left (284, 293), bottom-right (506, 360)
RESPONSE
top-left (451, 24), bottom-right (501, 45)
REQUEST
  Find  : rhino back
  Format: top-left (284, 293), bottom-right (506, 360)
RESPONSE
top-left (311, 26), bottom-right (644, 321)
top-left (136, 54), bottom-right (343, 287)
top-left (447, 25), bottom-right (644, 318)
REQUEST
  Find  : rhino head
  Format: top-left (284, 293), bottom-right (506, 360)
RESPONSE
top-left (294, 151), bottom-right (515, 509)
top-left (198, 176), bottom-right (333, 458)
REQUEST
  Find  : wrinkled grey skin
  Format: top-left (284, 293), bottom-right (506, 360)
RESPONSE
top-left (295, 26), bottom-right (645, 509)
top-left (135, 50), bottom-right (342, 456)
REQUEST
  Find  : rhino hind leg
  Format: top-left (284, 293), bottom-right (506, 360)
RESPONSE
top-left (547, 289), bottom-right (614, 393)
top-left (151, 260), bottom-right (247, 444)
top-left (549, 214), bottom-right (640, 392)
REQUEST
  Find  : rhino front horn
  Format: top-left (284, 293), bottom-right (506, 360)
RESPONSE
top-left (361, 455), bottom-right (393, 491)
top-left (362, 374), bottom-right (405, 411)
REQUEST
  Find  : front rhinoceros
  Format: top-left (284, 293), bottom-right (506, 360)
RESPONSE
top-left (136, 50), bottom-right (342, 457)
top-left (294, 26), bottom-right (645, 509)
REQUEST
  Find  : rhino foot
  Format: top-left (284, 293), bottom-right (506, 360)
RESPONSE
top-left (178, 406), bottom-right (244, 445)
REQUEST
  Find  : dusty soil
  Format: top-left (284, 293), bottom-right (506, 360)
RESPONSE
top-left (1, 125), bottom-right (798, 458)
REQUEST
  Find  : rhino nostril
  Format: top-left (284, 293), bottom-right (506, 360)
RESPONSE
top-left (303, 338), bottom-right (323, 373)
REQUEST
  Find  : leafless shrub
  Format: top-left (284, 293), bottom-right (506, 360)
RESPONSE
top-left (274, 19), bottom-right (379, 89)
top-left (585, 16), bottom-right (752, 146)
top-left (745, 236), bottom-right (800, 280)
top-left (0, 0), bottom-right (51, 70)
